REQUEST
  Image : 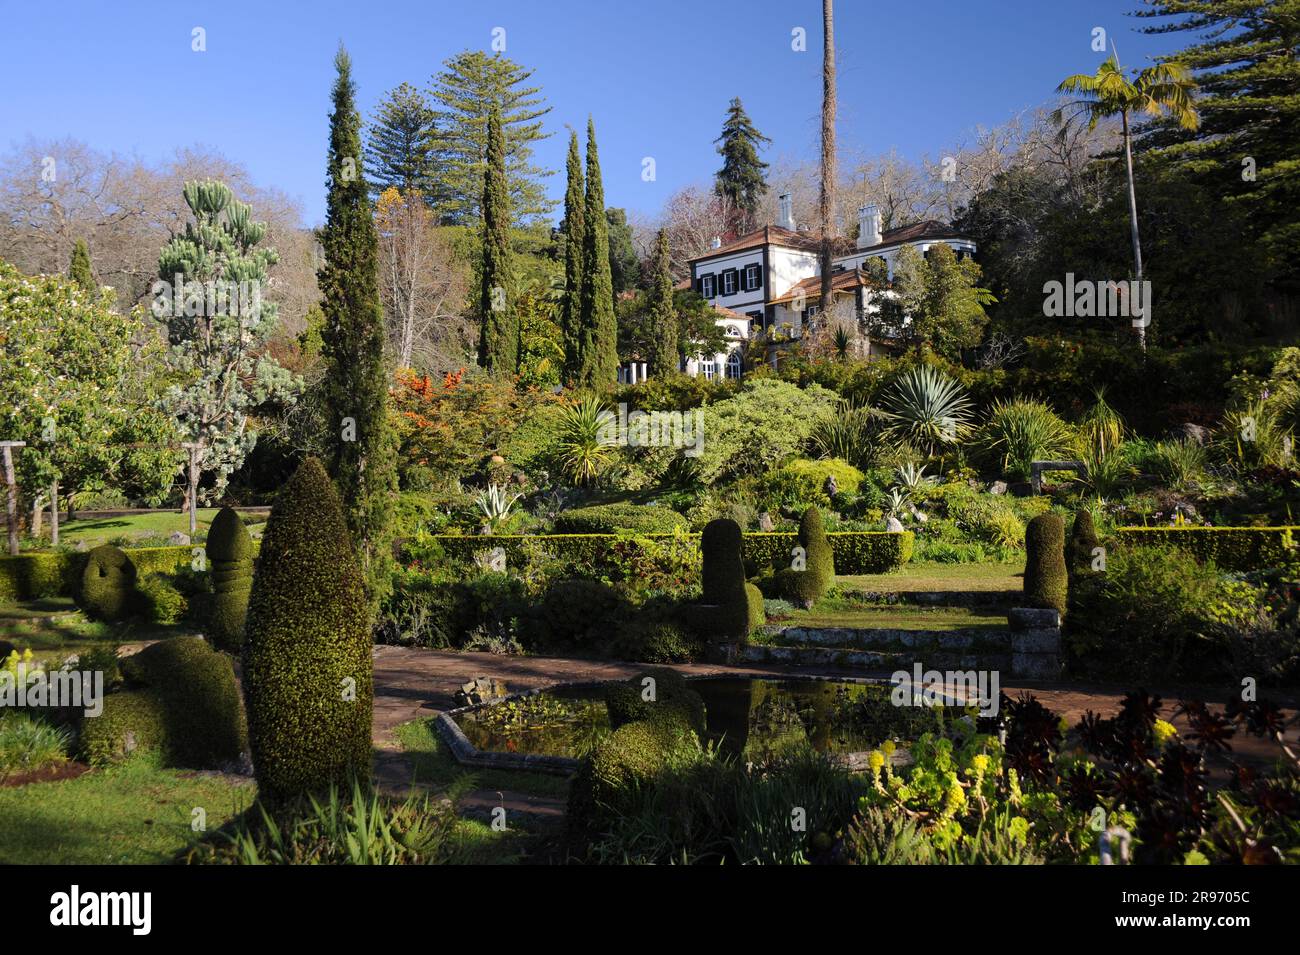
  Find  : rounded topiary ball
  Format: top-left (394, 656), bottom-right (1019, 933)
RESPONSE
top-left (80, 545), bottom-right (137, 621)
top-left (242, 457), bottom-right (372, 803)
top-left (1024, 513), bottom-right (1068, 616)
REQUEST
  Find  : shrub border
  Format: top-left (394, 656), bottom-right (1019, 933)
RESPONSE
top-left (1114, 526), bottom-right (1298, 572)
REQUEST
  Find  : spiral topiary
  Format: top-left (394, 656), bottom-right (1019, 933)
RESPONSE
top-left (242, 458), bottom-right (373, 803)
top-left (80, 545), bottom-right (137, 621)
top-left (206, 506), bottom-right (254, 652)
top-left (1024, 513), bottom-right (1068, 616)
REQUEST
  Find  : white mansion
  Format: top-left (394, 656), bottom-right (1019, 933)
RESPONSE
top-left (628, 195), bottom-right (975, 382)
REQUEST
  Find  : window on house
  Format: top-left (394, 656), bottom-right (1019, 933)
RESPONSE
top-left (701, 274), bottom-right (715, 298)
top-left (744, 264), bottom-right (761, 290)
top-left (722, 270), bottom-right (737, 295)
top-left (725, 351), bottom-right (743, 379)
top-left (807, 304), bottom-right (821, 317)
top-left (700, 360), bottom-right (717, 380)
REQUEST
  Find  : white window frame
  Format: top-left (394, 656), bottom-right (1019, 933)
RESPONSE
top-left (701, 274), bottom-right (715, 298)
top-left (700, 359), bottom-right (717, 380)
top-left (725, 351), bottom-right (743, 379)
top-left (722, 270), bottom-right (737, 295)
top-left (744, 264), bottom-right (761, 290)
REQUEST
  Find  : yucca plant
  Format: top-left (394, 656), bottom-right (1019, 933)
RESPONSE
top-left (553, 396), bottom-right (615, 486)
top-left (1076, 388), bottom-right (1126, 462)
top-left (879, 366), bottom-right (975, 458)
top-left (809, 404), bottom-right (885, 469)
top-left (977, 397), bottom-right (1074, 481)
top-left (474, 483), bottom-right (523, 532)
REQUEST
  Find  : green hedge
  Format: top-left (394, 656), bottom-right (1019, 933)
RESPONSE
top-left (0, 546), bottom-right (195, 603)
top-left (1114, 526), bottom-right (1298, 571)
top-left (425, 531), bottom-right (913, 576)
top-left (552, 503), bottom-right (689, 535)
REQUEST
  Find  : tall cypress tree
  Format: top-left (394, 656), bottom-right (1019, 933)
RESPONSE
top-left (560, 129), bottom-right (585, 384)
top-left (317, 45), bottom-right (398, 614)
top-left (67, 238), bottom-right (95, 291)
top-left (713, 97), bottom-right (771, 234)
top-left (477, 105), bottom-right (516, 375)
top-left (577, 118), bottom-right (617, 389)
top-left (646, 229), bottom-right (678, 378)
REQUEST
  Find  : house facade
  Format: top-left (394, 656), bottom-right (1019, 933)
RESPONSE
top-left (679, 194), bottom-right (976, 378)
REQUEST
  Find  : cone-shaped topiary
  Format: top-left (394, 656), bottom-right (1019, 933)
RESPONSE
top-left (80, 545), bottom-right (137, 621)
top-left (242, 457), bottom-right (373, 802)
top-left (1068, 509), bottom-right (1101, 579)
top-left (1024, 513), bottom-right (1068, 616)
top-left (206, 507), bottom-right (254, 652)
top-left (776, 507), bottom-right (835, 608)
top-left (694, 518), bottom-right (756, 641)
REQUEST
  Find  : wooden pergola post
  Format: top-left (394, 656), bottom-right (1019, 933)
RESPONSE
top-left (1, 441), bottom-right (27, 556)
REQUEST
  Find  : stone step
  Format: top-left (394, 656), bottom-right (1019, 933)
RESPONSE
top-left (768, 625), bottom-right (1011, 653)
top-left (740, 643), bottom-right (1014, 673)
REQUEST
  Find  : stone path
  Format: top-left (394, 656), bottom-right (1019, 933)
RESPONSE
top-left (369, 644), bottom-right (1300, 804)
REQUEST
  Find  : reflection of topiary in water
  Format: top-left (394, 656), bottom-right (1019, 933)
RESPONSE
top-left (606, 666), bottom-right (705, 736)
top-left (1024, 513), bottom-right (1068, 616)
top-left (206, 506), bottom-right (254, 652)
top-left (80, 545), bottom-right (137, 621)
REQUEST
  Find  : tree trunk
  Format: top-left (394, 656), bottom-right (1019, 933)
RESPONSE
top-left (2, 445), bottom-right (19, 556)
top-left (31, 495), bottom-right (42, 538)
top-left (818, 0), bottom-right (838, 326)
top-left (50, 479), bottom-right (59, 547)
top-left (1121, 109), bottom-right (1146, 352)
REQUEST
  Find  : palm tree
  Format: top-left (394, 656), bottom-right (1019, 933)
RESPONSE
top-left (1055, 52), bottom-right (1198, 350)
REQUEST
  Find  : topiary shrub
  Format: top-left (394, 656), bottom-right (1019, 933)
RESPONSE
top-left (206, 506), bottom-right (255, 652)
top-left (528, 578), bottom-right (630, 650)
top-left (614, 620), bottom-right (704, 664)
top-left (78, 691), bottom-right (168, 766)
top-left (745, 582), bottom-right (765, 633)
top-left (243, 458), bottom-right (373, 803)
top-left (135, 574), bottom-right (188, 625)
top-left (1068, 510), bottom-right (1101, 579)
top-left (691, 519), bottom-right (753, 642)
top-left (775, 507), bottom-right (835, 608)
top-left (80, 545), bottom-right (137, 621)
top-left (605, 667), bottom-right (706, 737)
top-left (1024, 513), bottom-right (1067, 616)
top-left (553, 503), bottom-right (689, 535)
top-left (117, 637), bottom-right (247, 768)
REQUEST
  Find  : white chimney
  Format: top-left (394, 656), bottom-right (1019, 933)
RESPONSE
top-left (710, 235), bottom-right (722, 249)
top-left (777, 193), bottom-right (795, 230)
top-left (858, 204), bottom-right (882, 248)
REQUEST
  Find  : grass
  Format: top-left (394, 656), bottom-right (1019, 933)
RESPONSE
top-left (0, 755), bottom-right (253, 864)
top-left (839, 561), bottom-right (1023, 594)
top-left (24, 508), bottom-right (266, 548)
top-left (0, 600), bottom-right (195, 661)
top-left (395, 718), bottom-right (571, 800)
top-left (764, 603), bottom-right (1008, 631)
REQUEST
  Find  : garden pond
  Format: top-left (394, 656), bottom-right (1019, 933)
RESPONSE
top-left (454, 677), bottom-right (979, 762)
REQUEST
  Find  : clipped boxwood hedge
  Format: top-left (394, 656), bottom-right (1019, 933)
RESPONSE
top-left (426, 530), bottom-right (912, 576)
top-left (552, 503), bottom-right (689, 535)
top-left (0, 545), bottom-right (196, 603)
top-left (1114, 526), bottom-right (1298, 572)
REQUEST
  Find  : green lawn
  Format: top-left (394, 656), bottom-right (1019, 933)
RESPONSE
top-left (395, 718), bottom-right (571, 800)
top-left (764, 603), bottom-right (1008, 632)
top-left (0, 599), bottom-right (195, 661)
top-left (28, 509), bottom-right (266, 548)
top-left (839, 561), bottom-right (1023, 594)
top-left (0, 757), bottom-right (253, 864)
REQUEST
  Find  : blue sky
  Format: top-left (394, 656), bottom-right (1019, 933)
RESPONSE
top-left (0, 0), bottom-right (1189, 226)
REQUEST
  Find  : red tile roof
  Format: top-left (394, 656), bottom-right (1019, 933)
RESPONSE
top-left (688, 219), bottom-right (968, 265)
top-left (768, 268), bottom-right (880, 305)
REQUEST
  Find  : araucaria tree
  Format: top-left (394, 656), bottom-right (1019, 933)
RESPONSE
top-left (714, 97), bottom-right (771, 234)
top-left (317, 46), bottom-right (399, 608)
top-left (364, 82), bottom-right (440, 207)
top-left (560, 129), bottom-right (585, 384)
top-left (428, 50), bottom-right (554, 226)
top-left (156, 180), bottom-right (297, 510)
top-left (477, 105), bottom-right (517, 375)
top-left (576, 118), bottom-right (617, 389)
top-left (645, 229), bottom-right (678, 378)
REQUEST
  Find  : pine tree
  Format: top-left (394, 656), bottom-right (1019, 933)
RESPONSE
top-left (364, 82), bottom-right (439, 206)
top-left (713, 98), bottom-right (771, 234)
top-left (560, 129), bottom-right (585, 384)
top-left (428, 50), bottom-right (553, 226)
top-left (477, 105), bottom-right (517, 376)
top-left (67, 238), bottom-right (95, 291)
top-left (646, 229), bottom-right (678, 378)
top-left (605, 208), bottom-right (640, 295)
top-left (577, 118), bottom-right (617, 389)
top-left (317, 45), bottom-right (398, 614)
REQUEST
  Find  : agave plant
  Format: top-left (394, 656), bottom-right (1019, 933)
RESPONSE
top-left (884, 488), bottom-right (912, 521)
top-left (977, 397), bottom-right (1074, 481)
top-left (879, 366), bottom-right (975, 458)
top-left (474, 483), bottom-right (523, 532)
top-left (894, 462), bottom-right (935, 492)
top-left (554, 396), bottom-right (615, 486)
